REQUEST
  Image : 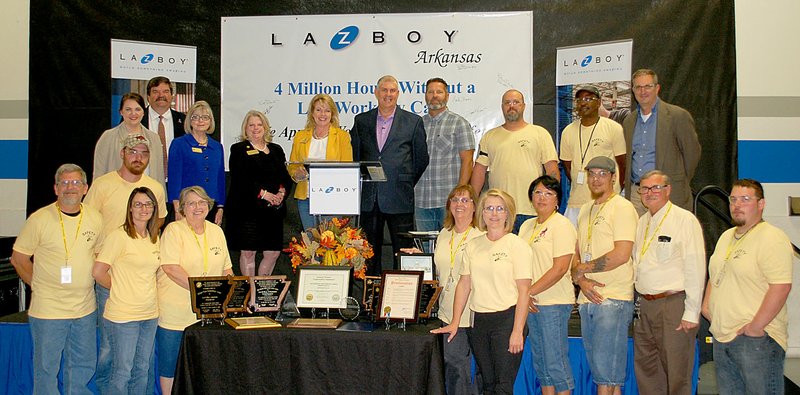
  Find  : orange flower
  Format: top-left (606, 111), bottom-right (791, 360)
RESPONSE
top-left (319, 230), bottom-right (336, 248)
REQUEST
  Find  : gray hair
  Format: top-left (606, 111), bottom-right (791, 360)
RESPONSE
top-left (641, 170), bottom-right (671, 185)
top-left (55, 163), bottom-right (87, 184)
top-left (178, 185), bottom-right (215, 216)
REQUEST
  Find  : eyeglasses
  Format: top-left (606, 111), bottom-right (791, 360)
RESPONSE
top-left (449, 197), bottom-right (473, 204)
top-left (575, 97), bottom-right (598, 103)
top-left (126, 148), bottom-right (150, 156)
top-left (532, 190), bottom-right (556, 199)
top-left (185, 200), bottom-right (208, 209)
top-left (502, 100), bottom-right (523, 106)
top-left (132, 201), bottom-right (155, 209)
top-left (729, 195), bottom-right (759, 204)
top-left (633, 83), bottom-right (656, 91)
top-left (638, 184), bottom-right (668, 194)
top-left (587, 170), bottom-right (611, 179)
top-left (57, 180), bottom-right (85, 187)
top-left (190, 115), bottom-right (211, 121)
top-left (483, 205), bottom-right (507, 213)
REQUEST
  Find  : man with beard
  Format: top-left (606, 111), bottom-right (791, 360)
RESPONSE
top-left (571, 156), bottom-right (638, 395)
top-left (632, 170), bottom-right (705, 395)
top-left (84, 133), bottom-right (168, 394)
top-left (414, 77), bottom-right (475, 231)
top-left (142, 76), bottom-right (186, 174)
top-left (350, 75), bottom-right (429, 276)
top-left (471, 89), bottom-right (559, 233)
top-left (11, 164), bottom-right (102, 394)
top-left (702, 179), bottom-right (792, 394)
top-left (560, 85), bottom-right (626, 226)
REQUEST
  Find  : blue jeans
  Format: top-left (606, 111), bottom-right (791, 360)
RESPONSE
top-left (94, 284), bottom-right (112, 394)
top-left (512, 214), bottom-right (536, 235)
top-left (527, 304), bottom-right (574, 391)
top-left (296, 198), bottom-right (315, 230)
top-left (714, 334), bottom-right (785, 394)
top-left (157, 326), bottom-right (184, 378)
top-left (106, 318), bottom-right (157, 395)
top-left (414, 206), bottom-right (446, 232)
top-left (579, 299), bottom-right (633, 386)
top-left (29, 311), bottom-right (97, 395)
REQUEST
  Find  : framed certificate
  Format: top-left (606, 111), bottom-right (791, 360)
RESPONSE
top-left (397, 253), bottom-right (434, 281)
top-left (296, 266), bottom-right (351, 309)
top-left (377, 270), bottom-right (424, 322)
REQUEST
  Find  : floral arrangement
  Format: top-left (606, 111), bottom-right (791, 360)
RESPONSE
top-left (285, 217), bottom-right (373, 279)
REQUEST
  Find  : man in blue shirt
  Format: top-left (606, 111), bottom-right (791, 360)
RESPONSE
top-left (622, 69), bottom-right (701, 215)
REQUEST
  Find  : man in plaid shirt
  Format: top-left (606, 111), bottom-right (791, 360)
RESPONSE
top-left (414, 77), bottom-right (476, 231)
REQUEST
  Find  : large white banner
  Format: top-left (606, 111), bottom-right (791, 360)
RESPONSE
top-left (221, 12), bottom-right (533, 168)
top-left (111, 39), bottom-right (197, 83)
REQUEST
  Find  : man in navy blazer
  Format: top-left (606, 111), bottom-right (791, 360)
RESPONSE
top-left (142, 76), bottom-right (186, 156)
top-left (351, 75), bottom-right (429, 276)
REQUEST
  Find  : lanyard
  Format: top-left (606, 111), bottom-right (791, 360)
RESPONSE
top-left (586, 194), bottom-right (614, 248)
top-left (449, 227), bottom-right (472, 269)
top-left (527, 212), bottom-right (555, 244)
top-left (639, 202), bottom-right (673, 257)
top-left (56, 203), bottom-right (83, 266)
top-left (724, 221), bottom-right (762, 261)
top-left (188, 222), bottom-right (209, 274)
top-left (578, 121), bottom-right (599, 166)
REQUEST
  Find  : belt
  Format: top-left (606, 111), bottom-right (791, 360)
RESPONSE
top-left (640, 290), bottom-right (685, 301)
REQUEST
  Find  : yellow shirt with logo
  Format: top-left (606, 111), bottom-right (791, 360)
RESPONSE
top-left (475, 124), bottom-right (558, 215)
top-left (576, 195), bottom-right (637, 303)
top-left (13, 203), bottom-right (102, 319)
top-left (708, 222), bottom-right (793, 350)
top-left (97, 227), bottom-right (160, 322)
top-left (157, 219), bottom-right (232, 330)
top-left (461, 233), bottom-right (532, 313)
top-left (434, 226), bottom-right (485, 326)
top-left (519, 213), bottom-right (577, 305)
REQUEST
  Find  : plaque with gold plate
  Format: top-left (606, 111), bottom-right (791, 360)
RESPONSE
top-left (189, 276), bottom-right (232, 324)
top-left (223, 276), bottom-right (251, 315)
top-left (249, 275), bottom-right (291, 313)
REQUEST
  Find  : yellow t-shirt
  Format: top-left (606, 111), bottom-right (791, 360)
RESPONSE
top-left (576, 195), bottom-right (637, 303)
top-left (433, 226), bottom-right (485, 326)
top-left (519, 213), bottom-right (577, 305)
top-left (475, 124), bottom-right (558, 215)
top-left (13, 203), bottom-right (102, 319)
top-left (461, 233), bottom-right (532, 313)
top-left (84, 171), bottom-right (168, 242)
top-left (96, 227), bottom-right (160, 322)
top-left (559, 117), bottom-right (625, 208)
top-left (157, 219), bottom-right (233, 330)
top-left (708, 222), bottom-right (793, 350)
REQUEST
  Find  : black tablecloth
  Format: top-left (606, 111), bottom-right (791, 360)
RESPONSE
top-left (174, 320), bottom-right (445, 395)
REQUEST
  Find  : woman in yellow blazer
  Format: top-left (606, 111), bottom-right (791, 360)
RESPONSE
top-left (288, 93), bottom-right (353, 229)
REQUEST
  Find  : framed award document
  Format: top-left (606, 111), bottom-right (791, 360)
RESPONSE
top-left (377, 270), bottom-right (424, 322)
top-left (295, 266), bottom-right (351, 309)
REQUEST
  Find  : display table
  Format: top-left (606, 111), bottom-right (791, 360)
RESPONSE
top-left (173, 320), bottom-right (445, 395)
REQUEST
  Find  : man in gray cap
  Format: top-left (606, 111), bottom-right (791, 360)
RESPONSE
top-left (560, 85), bottom-right (626, 226)
top-left (571, 155), bottom-right (638, 395)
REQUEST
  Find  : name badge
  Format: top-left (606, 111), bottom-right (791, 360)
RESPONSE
top-left (576, 170), bottom-right (587, 185)
top-left (246, 149), bottom-right (259, 155)
top-left (583, 252), bottom-right (592, 263)
top-left (61, 266), bottom-right (72, 284)
top-left (192, 147), bottom-right (203, 153)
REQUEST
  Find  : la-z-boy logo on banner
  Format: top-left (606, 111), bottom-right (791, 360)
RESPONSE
top-left (269, 24), bottom-right (481, 67)
top-left (555, 39), bottom-right (633, 85)
top-left (110, 39), bottom-right (197, 83)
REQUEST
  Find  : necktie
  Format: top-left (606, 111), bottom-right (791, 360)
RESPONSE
top-left (158, 115), bottom-right (168, 174)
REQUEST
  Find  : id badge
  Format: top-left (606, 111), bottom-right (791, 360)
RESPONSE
top-left (583, 252), bottom-right (592, 263)
top-left (576, 170), bottom-right (587, 185)
top-left (61, 266), bottom-right (72, 284)
top-left (445, 276), bottom-right (454, 291)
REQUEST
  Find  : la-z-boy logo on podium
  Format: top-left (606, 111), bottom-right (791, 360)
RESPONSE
top-left (311, 186), bottom-right (358, 194)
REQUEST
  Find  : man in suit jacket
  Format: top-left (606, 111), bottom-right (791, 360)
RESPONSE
top-left (623, 69), bottom-right (701, 215)
top-left (142, 76), bottom-right (186, 166)
top-left (351, 75), bottom-right (429, 276)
